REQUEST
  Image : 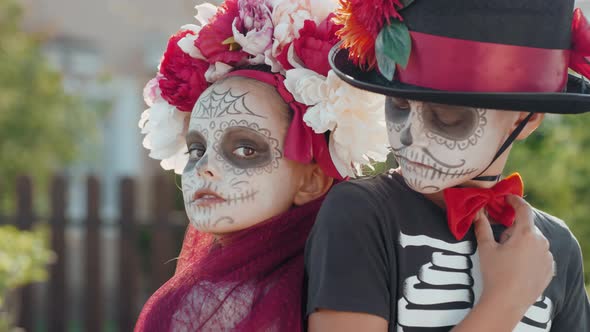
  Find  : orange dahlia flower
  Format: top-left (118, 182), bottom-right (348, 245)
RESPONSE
top-left (334, 0), bottom-right (404, 69)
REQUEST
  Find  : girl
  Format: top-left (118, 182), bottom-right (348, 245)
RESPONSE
top-left (135, 0), bottom-right (388, 330)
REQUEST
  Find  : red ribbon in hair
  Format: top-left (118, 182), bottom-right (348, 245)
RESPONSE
top-left (225, 70), bottom-right (343, 179)
top-left (571, 9), bottom-right (590, 79)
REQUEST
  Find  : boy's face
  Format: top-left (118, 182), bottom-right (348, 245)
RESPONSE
top-left (181, 78), bottom-right (305, 234)
top-left (385, 97), bottom-right (517, 193)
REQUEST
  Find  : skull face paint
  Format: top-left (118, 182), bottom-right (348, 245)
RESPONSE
top-left (182, 77), bottom-right (304, 233)
top-left (386, 97), bottom-right (515, 193)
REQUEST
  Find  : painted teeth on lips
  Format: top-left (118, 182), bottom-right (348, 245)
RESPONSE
top-left (397, 155), bottom-right (432, 169)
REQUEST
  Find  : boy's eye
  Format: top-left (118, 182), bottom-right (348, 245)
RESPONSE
top-left (386, 97), bottom-right (412, 125)
top-left (422, 103), bottom-right (479, 140)
top-left (188, 144), bottom-right (206, 160)
top-left (233, 147), bottom-right (256, 158)
top-left (392, 97), bottom-right (410, 110)
top-left (432, 107), bottom-right (463, 127)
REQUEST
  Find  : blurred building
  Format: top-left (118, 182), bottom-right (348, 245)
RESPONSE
top-left (17, 0), bottom-right (220, 326)
top-left (19, 0), bottom-right (221, 221)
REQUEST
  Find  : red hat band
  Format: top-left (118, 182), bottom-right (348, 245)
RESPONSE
top-left (396, 31), bottom-right (570, 93)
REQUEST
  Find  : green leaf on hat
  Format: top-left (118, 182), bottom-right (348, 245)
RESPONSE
top-left (376, 20), bottom-right (412, 70)
top-left (376, 47), bottom-right (397, 81)
top-left (400, 0), bottom-right (415, 8)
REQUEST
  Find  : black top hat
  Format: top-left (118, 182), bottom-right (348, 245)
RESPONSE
top-left (330, 0), bottom-right (590, 114)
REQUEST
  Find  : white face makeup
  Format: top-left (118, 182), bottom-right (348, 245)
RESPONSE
top-left (182, 78), bottom-right (303, 233)
top-left (385, 97), bottom-right (515, 193)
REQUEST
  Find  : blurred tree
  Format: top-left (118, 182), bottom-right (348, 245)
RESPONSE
top-left (0, 0), bottom-right (96, 211)
top-left (0, 225), bottom-right (54, 330)
top-left (506, 113), bottom-right (590, 283)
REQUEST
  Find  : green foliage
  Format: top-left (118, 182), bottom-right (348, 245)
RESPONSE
top-left (0, 225), bottom-right (54, 330)
top-left (0, 0), bottom-right (97, 212)
top-left (376, 21), bottom-right (412, 80)
top-left (0, 226), bottom-right (54, 303)
top-left (506, 114), bottom-right (590, 283)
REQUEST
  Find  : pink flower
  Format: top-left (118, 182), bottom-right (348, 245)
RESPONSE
top-left (194, 0), bottom-right (248, 65)
top-left (143, 76), bottom-right (162, 107)
top-left (231, 0), bottom-right (274, 61)
top-left (278, 14), bottom-right (342, 76)
top-left (159, 30), bottom-right (210, 112)
top-left (270, 0), bottom-right (312, 54)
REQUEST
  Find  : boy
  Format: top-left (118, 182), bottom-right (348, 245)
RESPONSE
top-left (305, 0), bottom-right (590, 331)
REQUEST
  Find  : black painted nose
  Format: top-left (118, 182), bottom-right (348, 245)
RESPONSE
top-left (400, 124), bottom-right (413, 146)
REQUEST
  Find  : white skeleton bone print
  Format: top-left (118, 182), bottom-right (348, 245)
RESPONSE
top-left (396, 232), bottom-right (554, 331)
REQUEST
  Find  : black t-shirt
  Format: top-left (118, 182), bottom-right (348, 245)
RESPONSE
top-left (305, 173), bottom-right (590, 331)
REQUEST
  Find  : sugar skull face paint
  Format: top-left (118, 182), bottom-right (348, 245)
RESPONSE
top-left (386, 97), bottom-right (515, 193)
top-left (182, 78), bottom-right (303, 233)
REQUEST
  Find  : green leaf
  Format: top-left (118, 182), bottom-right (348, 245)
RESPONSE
top-left (375, 47), bottom-right (397, 81)
top-left (377, 20), bottom-right (412, 69)
top-left (400, 0), bottom-right (415, 8)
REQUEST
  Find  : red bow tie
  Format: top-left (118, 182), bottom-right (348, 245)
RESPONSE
top-left (443, 173), bottom-right (524, 240)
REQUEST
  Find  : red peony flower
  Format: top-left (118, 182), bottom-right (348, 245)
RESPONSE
top-left (276, 45), bottom-right (294, 72)
top-left (277, 14), bottom-right (343, 76)
top-left (194, 0), bottom-right (248, 65)
top-left (159, 30), bottom-right (210, 112)
top-left (335, 0), bottom-right (404, 69)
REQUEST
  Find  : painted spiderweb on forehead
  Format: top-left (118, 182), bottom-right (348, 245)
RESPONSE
top-left (192, 89), bottom-right (265, 120)
top-left (135, 198), bottom-right (324, 332)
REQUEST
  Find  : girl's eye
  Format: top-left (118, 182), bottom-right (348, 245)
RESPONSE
top-left (187, 145), bottom-right (206, 160)
top-left (233, 147), bottom-right (256, 158)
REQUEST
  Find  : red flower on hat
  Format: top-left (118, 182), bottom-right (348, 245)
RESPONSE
top-left (335, 0), bottom-right (404, 69)
top-left (194, 0), bottom-right (248, 65)
top-left (159, 30), bottom-right (210, 112)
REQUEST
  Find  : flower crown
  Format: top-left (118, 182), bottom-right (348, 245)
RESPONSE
top-left (139, 0), bottom-right (389, 177)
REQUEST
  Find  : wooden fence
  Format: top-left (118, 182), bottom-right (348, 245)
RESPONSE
top-left (1, 175), bottom-right (187, 332)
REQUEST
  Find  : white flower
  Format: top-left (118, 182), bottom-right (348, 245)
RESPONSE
top-left (177, 27), bottom-right (206, 60)
top-left (267, 0), bottom-right (313, 71)
top-left (264, 48), bottom-right (283, 73)
top-left (284, 68), bottom-right (327, 105)
top-left (205, 62), bottom-right (234, 83)
top-left (139, 90), bottom-right (190, 174)
top-left (265, 0), bottom-right (338, 72)
top-left (175, 3), bottom-right (218, 60)
top-left (308, 0), bottom-right (338, 24)
top-left (284, 68), bottom-right (389, 177)
top-left (195, 3), bottom-right (218, 26)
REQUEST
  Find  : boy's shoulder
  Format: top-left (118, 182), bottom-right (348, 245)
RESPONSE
top-left (316, 173), bottom-right (433, 231)
top-left (327, 172), bottom-right (416, 205)
top-left (531, 208), bottom-right (580, 253)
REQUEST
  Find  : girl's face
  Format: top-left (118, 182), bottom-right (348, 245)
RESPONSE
top-left (385, 97), bottom-right (519, 193)
top-left (182, 77), bottom-right (305, 233)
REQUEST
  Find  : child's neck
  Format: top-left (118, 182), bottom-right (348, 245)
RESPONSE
top-left (423, 177), bottom-right (501, 210)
